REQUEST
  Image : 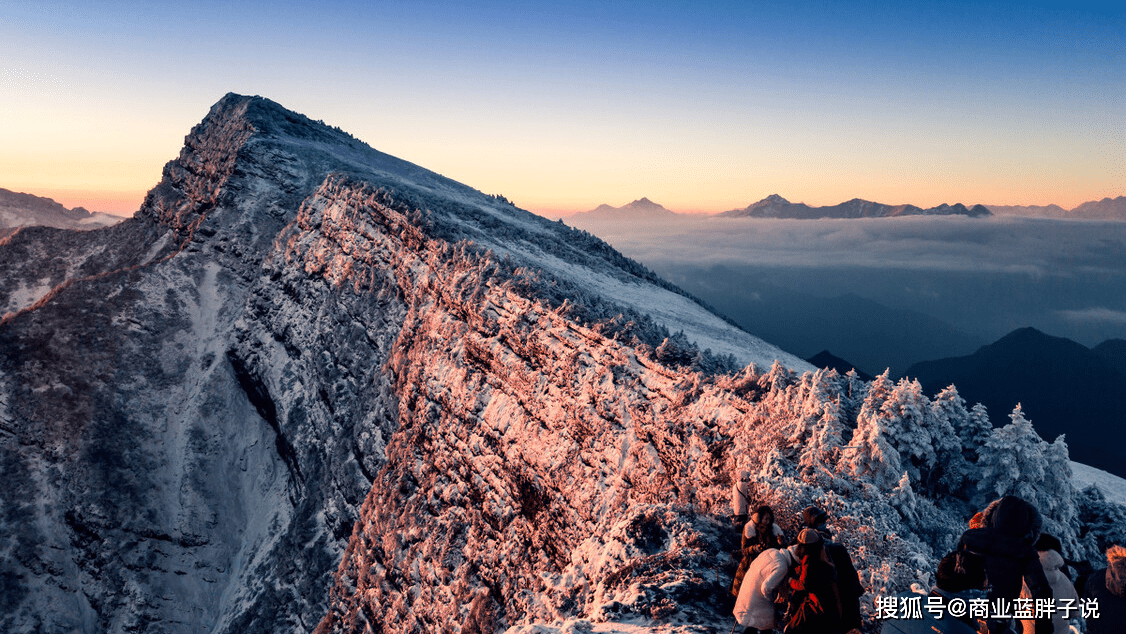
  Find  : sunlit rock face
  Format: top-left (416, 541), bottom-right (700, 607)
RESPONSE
top-left (0, 95), bottom-right (810, 633)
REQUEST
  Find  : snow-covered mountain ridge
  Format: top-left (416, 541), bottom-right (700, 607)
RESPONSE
top-left (1, 94), bottom-right (1122, 634)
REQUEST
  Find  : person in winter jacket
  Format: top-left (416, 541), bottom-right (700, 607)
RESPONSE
top-left (732, 470), bottom-right (752, 528)
top-left (957, 495), bottom-right (1053, 634)
top-left (880, 550), bottom-right (988, 634)
top-left (732, 505), bottom-right (786, 596)
top-left (784, 528), bottom-right (843, 634)
top-left (733, 545), bottom-right (797, 634)
top-left (802, 504), bottom-right (864, 633)
top-left (1084, 544), bottom-right (1126, 634)
top-left (1020, 534), bottom-right (1080, 634)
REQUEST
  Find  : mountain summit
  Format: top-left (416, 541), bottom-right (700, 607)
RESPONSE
top-left (0, 94), bottom-right (803, 633)
top-left (1, 95), bottom-right (1118, 634)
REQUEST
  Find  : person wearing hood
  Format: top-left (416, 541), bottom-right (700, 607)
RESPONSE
top-left (732, 544), bottom-right (797, 634)
top-left (802, 504), bottom-right (864, 633)
top-left (957, 495), bottom-right (1053, 634)
top-left (1084, 544), bottom-right (1126, 634)
top-left (1020, 534), bottom-right (1080, 634)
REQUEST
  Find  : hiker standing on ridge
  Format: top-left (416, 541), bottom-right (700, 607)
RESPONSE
top-left (801, 504), bottom-right (864, 634)
top-left (957, 495), bottom-right (1053, 634)
top-left (732, 470), bottom-right (752, 529)
top-left (784, 528), bottom-right (843, 634)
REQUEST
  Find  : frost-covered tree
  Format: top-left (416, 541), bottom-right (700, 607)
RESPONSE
top-left (976, 405), bottom-right (1047, 505)
top-left (927, 385), bottom-right (973, 495)
top-left (843, 371), bottom-right (904, 490)
top-left (972, 403), bottom-right (1081, 552)
top-left (880, 379), bottom-right (938, 488)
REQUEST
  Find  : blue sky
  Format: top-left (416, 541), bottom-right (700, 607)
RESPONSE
top-left (1, 0), bottom-right (1122, 213)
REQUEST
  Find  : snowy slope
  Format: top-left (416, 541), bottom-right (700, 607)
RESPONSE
top-left (1072, 461), bottom-right (1126, 506)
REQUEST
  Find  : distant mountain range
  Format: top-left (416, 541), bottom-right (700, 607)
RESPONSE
top-left (0, 188), bottom-right (124, 237)
top-left (569, 194), bottom-right (1125, 221)
top-left (906, 327), bottom-right (1126, 477)
top-left (567, 197), bottom-right (677, 220)
top-left (988, 196), bottom-right (1126, 220)
top-left (719, 194), bottom-right (992, 219)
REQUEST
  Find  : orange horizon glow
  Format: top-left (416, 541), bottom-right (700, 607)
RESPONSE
top-left (10, 182), bottom-right (1122, 219)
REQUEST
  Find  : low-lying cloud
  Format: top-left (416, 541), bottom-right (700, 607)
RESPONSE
top-left (568, 215), bottom-right (1126, 276)
top-left (1060, 307), bottom-right (1126, 325)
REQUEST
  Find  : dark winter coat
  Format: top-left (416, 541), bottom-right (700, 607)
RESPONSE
top-left (810, 525), bottom-right (864, 632)
top-left (784, 551), bottom-right (842, 634)
top-left (1084, 552), bottom-right (1126, 634)
top-left (957, 496), bottom-right (1053, 634)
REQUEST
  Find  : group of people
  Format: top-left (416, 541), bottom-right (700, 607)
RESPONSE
top-left (729, 470), bottom-right (1126, 634)
top-left (885, 494), bottom-right (1126, 634)
top-left (729, 471), bottom-right (864, 634)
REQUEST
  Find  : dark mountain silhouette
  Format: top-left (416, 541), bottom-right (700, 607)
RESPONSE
top-left (806, 350), bottom-right (874, 381)
top-left (719, 194), bottom-right (991, 219)
top-left (906, 327), bottom-right (1126, 477)
top-left (1093, 339), bottom-right (1126, 377)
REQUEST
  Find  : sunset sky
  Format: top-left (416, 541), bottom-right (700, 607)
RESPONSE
top-left (2, 1), bottom-right (1122, 215)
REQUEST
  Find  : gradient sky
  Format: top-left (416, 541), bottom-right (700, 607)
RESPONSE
top-left (1, 0), bottom-right (1122, 215)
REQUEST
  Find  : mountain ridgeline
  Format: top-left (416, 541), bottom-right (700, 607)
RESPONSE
top-left (719, 194), bottom-right (992, 219)
top-left (1, 95), bottom-right (1123, 634)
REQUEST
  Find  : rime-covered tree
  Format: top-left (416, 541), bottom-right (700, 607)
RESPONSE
top-left (843, 371), bottom-right (903, 489)
top-left (927, 385), bottom-right (973, 495)
top-left (976, 405), bottom-right (1047, 505)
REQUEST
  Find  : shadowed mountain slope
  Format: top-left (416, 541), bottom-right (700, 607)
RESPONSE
top-left (906, 328), bottom-right (1126, 477)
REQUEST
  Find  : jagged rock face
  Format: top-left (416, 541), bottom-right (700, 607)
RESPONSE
top-left (0, 96), bottom-right (396, 634)
top-left (0, 95), bottom-right (809, 633)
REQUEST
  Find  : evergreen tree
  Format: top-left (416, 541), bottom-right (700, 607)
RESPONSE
top-left (844, 371), bottom-right (903, 489)
top-left (976, 405), bottom-right (1047, 505)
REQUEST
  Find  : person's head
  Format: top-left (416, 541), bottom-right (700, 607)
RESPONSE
top-left (794, 528), bottom-right (823, 560)
top-left (936, 551), bottom-right (987, 593)
top-left (750, 505), bottom-right (774, 533)
top-left (984, 495), bottom-right (1042, 544)
top-left (801, 505), bottom-right (828, 529)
